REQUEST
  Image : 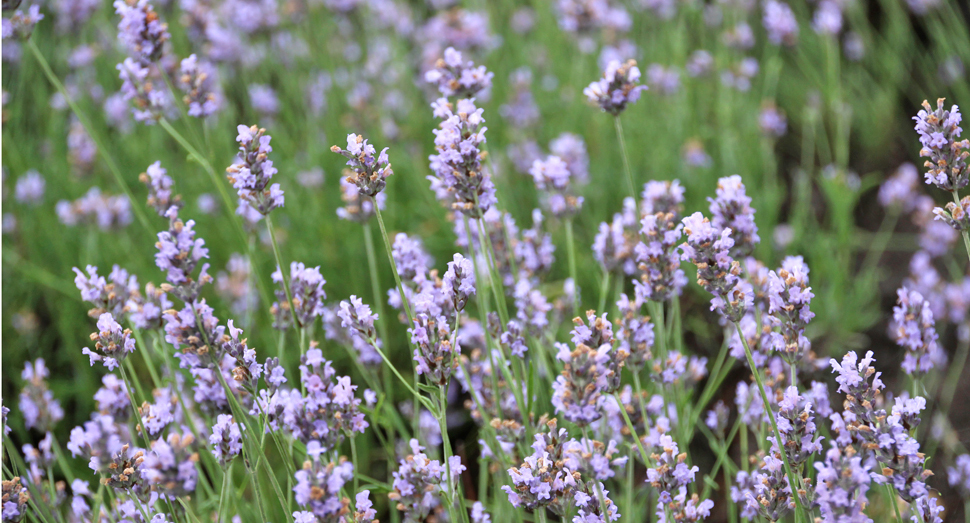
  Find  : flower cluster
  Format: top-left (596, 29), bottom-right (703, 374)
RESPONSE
top-left (56, 187), bottom-right (133, 230)
top-left (226, 125), bottom-right (284, 216)
top-left (73, 264), bottom-right (139, 319)
top-left (891, 287), bottom-right (945, 375)
top-left (19, 359), bottom-right (64, 433)
top-left (2, 4), bottom-right (44, 40)
top-left (389, 439), bottom-right (460, 523)
top-left (428, 98), bottom-right (496, 218)
top-left (679, 213), bottom-right (752, 322)
top-left (552, 313), bottom-right (625, 426)
top-left (337, 178), bottom-right (386, 223)
top-left (771, 387), bottom-right (822, 470)
top-left (331, 134), bottom-right (393, 198)
top-left (411, 310), bottom-right (458, 386)
top-left (442, 253), bottom-right (476, 312)
top-left (933, 195), bottom-right (970, 230)
top-left (503, 422), bottom-right (580, 516)
top-left (913, 99), bottom-right (969, 191)
top-left (294, 459), bottom-right (354, 520)
top-left (583, 59), bottom-right (647, 116)
top-left (614, 294), bottom-right (654, 371)
top-left (142, 431), bottom-right (198, 497)
top-left (140, 161), bottom-right (181, 216)
top-left (116, 57), bottom-right (170, 124)
top-left (271, 262), bottom-right (326, 329)
top-left (635, 183), bottom-right (687, 303)
top-left (425, 47), bottom-right (493, 99)
top-left (593, 198), bottom-right (638, 274)
top-left (530, 155), bottom-right (584, 217)
top-left (208, 414), bottom-right (242, 464)
top-left (114, 0), bottom-right (169, 62)
top-left (645, 435), bottom-right (699, 503)
top-left (764, 257), bottom-right (815, 363)
top-left (178, 54), bottom-right (222, 118)
top-left (287, 347), bottom-right (368, 451)
top-left (154, 208), bottom-right (211, 301)
top-left (708, 175), bottom-right (759, 258)
top-left (82, 313), bottom-right (137, 370)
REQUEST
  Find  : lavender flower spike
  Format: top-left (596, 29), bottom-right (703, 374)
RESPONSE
top-left (443, 253), bottom-right (476, 312)
top-left (764, 256), bottom-right (815, 364)
top-left (428, 98), bottom-right (496, 218)
top-left (679, 212), bottom-right (753, 322)
top-left (178, 54), bottom-right (222, 118)
top-left (209, 414), bottom-right (242, 464)
top-left (2, 5), bottom-right (44, 40)
top-left (271, 262), bottom-right (327, 329)
top-left (154, 208), bottom-right (211, 301)
top-left (139, 161), bottom-right (181, 216)
top-left (226, 125), bottom-right (284, 216)
top-left (82, 313), bottom-right (137, 370)
top-left (584, 59), bottom-right (647, 116)
top-left (338, 296), bottom-right (380, 341)
top-left (892, 287), bottom-right (946, 376)
top-left (114, 0), bottom-right (169, 62)
top-left (913, 99), bottom-right (969, 191)
top-left (331, 134), bottom-right (393, 198)
top-left (708, 175), bottom-right (760, 258)
top-left (425, 47), bottom-right (494, 99)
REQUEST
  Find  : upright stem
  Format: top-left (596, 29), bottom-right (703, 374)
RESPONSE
top-left (363, 222), bottom-right (394, 402)
top-left (26, 39), bottom-right (151, 232)
top-left (614, 116), bottom-right (640, 217)
top-left (598, 271), bottom-right (611, 315)
top-left (565, 219), bottom-right (580, 318)
top-left (734, 322), bottom-right (806, 517)
top-left (265, 213), bottom-right (296, 332)
top-left (952, 190), bottom-right (970, 266)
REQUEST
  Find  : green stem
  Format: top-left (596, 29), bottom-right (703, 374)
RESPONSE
top-left (26, 39), bottom-right (152, 232)
top-left (614, 116), bottom-right (640, 217)
top-left (266, 213), bottom-right (296, 327)
top-left (363, 222), bottom-right (394, 403)
top-left (565, 219), bottom-right (580, 318)
top-left (598, 270), bottom-right (611, 315)
top-left (733, 321), bottom-right (806, 516)
top-left (952, 190), bottom-right (970, 266)
top-left (217, 464), bottom-right (231, 523)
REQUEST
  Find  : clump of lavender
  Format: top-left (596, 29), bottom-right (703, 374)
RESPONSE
top-left (141, 431), bottom-right (198, 497)
top-left (892, 287), bottom-right (945, 376)
top-left (102, 444), bottom-right (146, 490)
top-left (614, 294), bottom-right (654, 371)
top-left (425, 47), bottom-right (493, 99)
top-left (552, 313), bottom-right (625, 426)
top-left (226, 125), bottom-right (283, 216)
top-left (94, 375), bottom-right (130, 420)
top-left (878, 163), bottom-right (921, 212)
top-left (593, 198), bottom-right (638, 275)
top-left (442, 253), bottom-right (476, 312)
top-left (759, 102), bottom-right (788, 138)
top-left (428, 98), bottom-right (496, 218)
top-left (163, 298), bottom-right (224, 370)
top-left (813, 445), bottom-right (871, 522)
top-left (154, 208), bottom-right (211, 301)
top-left (584, 59), bottom-right (647, 116)
top-left (338, 295), bottom-right (380, 342)
top-left (934, 193), bottom-right (970, 230)
top-left (771, 386), bottom-right (823, 471)
top-left (563, 437), bottom-right (628, 481)
top-left (208, 414), bottom-right (242, 464)
top-left (762, 0), bottom-right (798, 46)
top-left (389, 439), bottom-right (457, 523)
top-left (116, 58), bottom-right (169, 124)
top-left (73, 264), bottom-right (139, 319)
top-left (948, 454), bottom-right (970, 498)
top-left (14, 170), bottom-right (44, 205)
top-left (331, 134), bottom-right (393, 198)
top-left (271, 262), bottom-right (326, 329)
top-left (503, 422), bottom-right (579, 516)
top-left (114, 0), bottom-right (169, 62)
top-left (81, 313), bottom-right (136, 370)
top-left (287, 346), bottom-right (368, 451)
top-left (550, 133), bottom-right (590, 185)
top-left (530, 155), bottom-right (584, 217)
top-left (708, 175), bottom-right (759, 258)
top-left (19, 359), bottom-right (64, 433)
top-left (411, 310), bottom-right (458, 386)
top-left (56, 187), bottom-right (133, 230)
top-left (2, 4), bottom-right (44, 40)
top-left (293, 458), bottom-right (355, 520)
top-left (1, 477), bottom-right (29, 522)
top-left (337, 178), bottom-right (385, 223)
top-left (178, 54), bottom-right (222, 118)
top-left (635, 201), bottom-right (686, 303)
top-left (764, 256), bottom-right (815, 363)
top-left (913, 99), bottom-right (969, 192)
top-left (139, 161), bottom-right (181, 216)
top-left (679, 213), bottom-right (752, 322)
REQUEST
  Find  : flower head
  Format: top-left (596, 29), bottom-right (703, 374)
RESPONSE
top-left (226, 125), bottom-right (283, 216)
top-left (332, 134), bottom-right (393, 198)
top-left (913, 98), bottom-right (969, 191)
top-left (584, 59), bottom-right (647, 116)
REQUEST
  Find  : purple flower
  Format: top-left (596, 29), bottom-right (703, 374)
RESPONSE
top-left (14, 170), bottom-right (44, 205)
top-left (552, 313), bottom-right (624, 426)
top-left (500, 69), bottom-right (540, 129)
top-left (708, 175), bottom-right (760, 257)
top-left (948, 454), bottom-right (970, 498)
top-left (248, 84), bottom-right (279, 115)
top-left (332, 134), bottom-right (393, 198)
top-left (556, 0), bottom-right (630, 36)
top-left (764, 256), bottom-right (815, 363)
top-left (178, 54), bottom-right (222, 118)
top-left (81, 313), bottom-right (136, 371)
top-left (679, 212), bottom-right (753, 322)
top-left (503, 423), bottom-right (579, 515)
top-left (140, 161), bottom-right (181, 216)
top-left (293, 458), bottom-right (354, 519)
top-left (411, 312), bottom-right (458, 386)
top-left (2, 4), bottom-right (44, 40)
top-left (813, 445), bottom-right (871, 522)
top-left (892, 288), bottom-right (946, 375)
top-left (443, 253), bottom-right (476, 312)
top-left (933, 194), bottom-right (970, 230)
top-left (271, 262), bottom-right (326, 329)
top-left (550, 133), bottom-right (590, 184)
top-left (762, 0), bottom-right (798, 46)
top-left (615, 293), bottom-right (655, 371)
top-left (563, 438), bottom-right (627, 481)
top-left (338, 295), bottom-right (380, 341)
top-left (116, 58), bottom-right (170, 124)
top-left (73, 264), bottom-right (139, 319)
top-left (57, 187), bottom-right (133, 230)
top-left (226, 124), bottom-right (283, 216)
top-left (593, 198), bottom-right (638, 275)
top-left (425, 47), bottom-right (494, 99)
top-left (209, 414), bottom-right (242, 464)
top-left (19, 359), bottom-right (64, 432)
top-left (428, 98), bottom-right (496, 219)
top-left (635, 202), bottom-right (687, 303)
top-left (154, 209), bottom-right (211, 301)
top-left (514, 276), bottom-right (552, 335)
top-left (142, 431), bottom-right (198, 496)
top-left (878, 163), bottom-right (921, 211)
top-left (390, 439), bottom-right (451, 523)
top-left (913, 99), bottom-right (969, 191)
top-left (646, 63), bottom-right (681, 95)
top-left (93, 374), bottom-right (129, 420)
top-left (584, 59), bottom-right (647, 116)
top-left (759, 102), bottom-right (788, 138)
top-left (113, 0), bottom-right (169, 62)
top-left (530, 155), bottom-right (584, 217)
top-left (812, 1), bottom-right (842, 35)
top-left (337, 178), bottom-right (386, 223)
top-left (1, 478), bottom-right (28, 522)
top-left (645, 435), bottom-right (699, 502)
top-left (829, 350), bottom-right (884, 423)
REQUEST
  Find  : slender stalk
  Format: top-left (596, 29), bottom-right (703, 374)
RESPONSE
top-left (952, 190), bottom-right (970, 265)
top-left (886, 484), bottom-right (904, 523)
top-left (564, 218), bottom-right (580, 318)
top-left (476, 217), bottom-right (510, 325)
top-left (217, 465), bottom-right (231, 523)
top-left (437, 384), bottom-right (462, 523)
top-left (26, 39), bottom-right (151, 232)
top-left (598, 270), bottom-right (611, 315)
top-left (351, 436), bottom-right (360, 493)
top-left (363, 221), bottom-right (394, 401)
top-left (265, 213), bottom-right (296, 327)
top-left (612, 392), bottom-right (651, 465)
top-left (734, 321), bottom-right (806, 516)
top-left (613, 116), bottom-right (640, 217)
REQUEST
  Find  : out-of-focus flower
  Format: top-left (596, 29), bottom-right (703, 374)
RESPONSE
top-left (584, 59), bottom-right (646, 116)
